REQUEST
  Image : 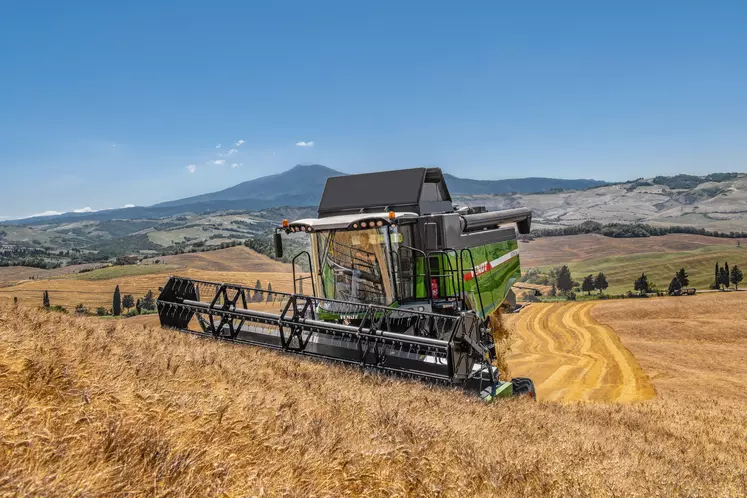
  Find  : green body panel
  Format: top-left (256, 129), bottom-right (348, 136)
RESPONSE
top-left (461, 240), bottom-right (521, 318)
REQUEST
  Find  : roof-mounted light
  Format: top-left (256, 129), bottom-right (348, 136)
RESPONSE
top-left (282, 219), bottom-right (289, 228)
top-left (388, 211), bottom-right (396, 220)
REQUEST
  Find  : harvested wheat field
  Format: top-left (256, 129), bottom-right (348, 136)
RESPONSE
top-left (592, 291), bottom-right (747, 403)
top-left (505, 302), bottom-right (655, 403)
top-left (1, 304), bottom-right (746, 496)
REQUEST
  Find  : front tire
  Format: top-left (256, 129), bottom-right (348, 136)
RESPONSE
top-left (512, 377), bottom-right (536, 400)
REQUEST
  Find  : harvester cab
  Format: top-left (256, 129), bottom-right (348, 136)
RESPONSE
top-left (158, 168), bottom-right (536, 400)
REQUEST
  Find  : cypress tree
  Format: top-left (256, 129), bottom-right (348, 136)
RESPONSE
top-left (42, 291), bottom-right (50, 308)
top-left (724, 262), bottom-right (730, 289)
top-left (113, 285), bottom-right (122, 316)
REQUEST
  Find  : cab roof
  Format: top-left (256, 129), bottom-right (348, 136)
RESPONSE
top-left (317, 167), bottom-right (453, 218)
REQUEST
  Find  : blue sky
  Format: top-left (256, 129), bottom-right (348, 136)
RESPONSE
top-left (1, 1), bottom-right (746, 220)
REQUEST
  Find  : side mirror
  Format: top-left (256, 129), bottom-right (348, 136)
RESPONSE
top-left (274, 232), bottom-right (283, 259)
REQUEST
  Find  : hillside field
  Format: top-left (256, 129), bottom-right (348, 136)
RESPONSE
top-left (0, 291), bottom-right (745, 495)
top-left (520, 234), bottom-right (746, 294)
top-left (0, 246), bottom-right (295, 310)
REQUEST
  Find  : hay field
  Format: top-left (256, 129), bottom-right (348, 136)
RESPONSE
top-left (0, 297), bottom-right (745, 495)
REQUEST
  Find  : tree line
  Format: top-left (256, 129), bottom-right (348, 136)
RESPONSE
top-left (526, 220), bottom-right (747, 240)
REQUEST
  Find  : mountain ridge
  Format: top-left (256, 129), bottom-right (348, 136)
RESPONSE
top-left (4, 165), bottom-right (608, 225)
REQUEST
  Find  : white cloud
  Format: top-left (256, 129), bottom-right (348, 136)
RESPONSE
top-left (112, 144), bottom-right (117, 147)
top-left (296, 141), bottom-right (314, 147)
top-left (187, 164), bottom-right (197, 173)
top-left (231, 162), bottom-right (242, 168)
top-left (212, 160), bottom-right (226, 165)
top-left (122, 204), bottom-right (135, 208)
top-left (236, 139), bottom-right (245, 147)
top-left (73, 207), bottom-right (96, 213)
top-left (218, 148), bottom-right (238, 157)
top-left (215, 144), bottom-right (222, 148)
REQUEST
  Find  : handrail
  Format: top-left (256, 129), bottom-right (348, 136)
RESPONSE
top-left (292, 251), bottom-right (317, 298)
top-left (460, 248), bottom-right (486, 319)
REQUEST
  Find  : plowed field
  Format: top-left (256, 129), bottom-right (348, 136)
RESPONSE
top-left (506, 302), bottom-right (655, 402)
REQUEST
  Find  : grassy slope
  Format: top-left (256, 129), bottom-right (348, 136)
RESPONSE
top-left (0, 304), bottom-right (745, 495)
top-left (552, 245), bottom-right (746, 295)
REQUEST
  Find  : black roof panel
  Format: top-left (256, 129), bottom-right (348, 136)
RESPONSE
top-left (318, 168), bottom-right (427, 215)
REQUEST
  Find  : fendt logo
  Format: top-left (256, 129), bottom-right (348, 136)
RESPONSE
top-left (463, 250), bottom-right (520, 282)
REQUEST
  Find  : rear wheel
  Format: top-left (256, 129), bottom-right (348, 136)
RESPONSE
top-left (512, 377), bottom-right (536, 400)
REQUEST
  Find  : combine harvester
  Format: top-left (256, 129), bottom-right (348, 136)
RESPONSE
top-left (158, 168), bottom-right (535, 400)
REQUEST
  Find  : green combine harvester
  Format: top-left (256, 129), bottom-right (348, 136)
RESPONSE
top-left (158, 168), bottom-right (535, 400)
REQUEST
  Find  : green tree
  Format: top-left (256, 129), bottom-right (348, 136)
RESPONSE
top-left (715, 262), bottom-right (720, 288)
top-left (122, 294), bottom-right (135, 311)
top-left (266, 282), bottom-right (274, 302)
top-left (668, 277), bottom-right (682, 296)
top-left (719, 266), bottom-right (730, 290)
top-left (581, 274), bottom-right (595, 295)
top-left (252, 279), bottom-right (264, 302)
top-left (724, 262), bottom-right (731, 289)
top-left (75, 303), bottom-right (87, 315)
top-left (594, 272), bottom-right (609, 295)
top-left (731, 265), bottom-right (743, 290)
top-left (634, 273), bottom-right (650, 296)
top-left (141, 290), bottom-right (156, 310)
top-left (549, 283), bottom-right (557, 297)
top-left (113, 285), bottom-right (122, 316)
top-left (676, 268), bottom-right (689, 287)
top-left (555, 265), bottom-right (573, 293)
top-left (42, 290), bottom-right (50, 309)
top-left (136, 298), bottom-right (142, 314)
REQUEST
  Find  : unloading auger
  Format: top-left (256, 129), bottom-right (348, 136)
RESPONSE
top-left (158, 167), bottom-right (535, 400)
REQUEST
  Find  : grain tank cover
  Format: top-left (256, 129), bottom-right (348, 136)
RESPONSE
top-left (317, 167), bottom-right (453, 218)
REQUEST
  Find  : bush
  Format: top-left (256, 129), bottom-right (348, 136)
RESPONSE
top-left (96, 307), bottom-right (108, 316)
top-left (566, 291), bottom-right (577, 301)
top-left (126, 309), bottom-right (139, 317)
top-left (48, 306), bottom-right (68, 313)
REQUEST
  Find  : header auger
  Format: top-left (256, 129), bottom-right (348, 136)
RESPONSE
top-left (158, 167), bottom-right (535, 400)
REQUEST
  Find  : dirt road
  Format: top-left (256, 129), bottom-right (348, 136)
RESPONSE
top-left (506, 302), bottom-right (655, 403)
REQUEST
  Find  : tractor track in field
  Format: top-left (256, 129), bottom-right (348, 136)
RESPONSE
top-left (506, 302), bottom-right (655, 403)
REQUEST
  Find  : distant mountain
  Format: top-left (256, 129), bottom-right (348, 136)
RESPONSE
top-left (4, 165), bottom-right (606, 225)
top-left (443, 174), bottom-right (607, 195)
top-left (154, 165), bottom-right (343, 208)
